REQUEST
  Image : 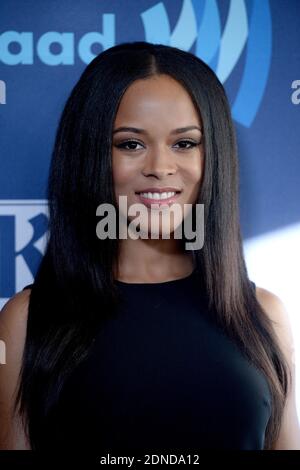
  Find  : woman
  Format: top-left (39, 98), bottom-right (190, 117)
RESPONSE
top-left (0, 41), bottom-right (299, 452)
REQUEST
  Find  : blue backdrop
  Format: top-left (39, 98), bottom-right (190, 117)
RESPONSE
top-left (0, 0), bottom-right (299, 302)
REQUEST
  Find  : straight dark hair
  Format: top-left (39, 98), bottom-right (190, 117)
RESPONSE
top-left (14, 41), bottom-right (290, 450)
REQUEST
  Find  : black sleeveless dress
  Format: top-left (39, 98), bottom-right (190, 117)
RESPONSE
top-left (22, 270), bottom-right (271, 452)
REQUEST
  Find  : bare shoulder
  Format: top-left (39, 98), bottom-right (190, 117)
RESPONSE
top-left (0, 288), bottom-right (31, 330)
top-left (0, 289), bottom-right (31, 362)
top-left (0, 289), bottom-right (31, 449)
top-left (255, 285), bottom-right (289, 320)
top-left (255, 286), bottom-right (294, 364)
top-left (255, 285), bottom-right (300, 449)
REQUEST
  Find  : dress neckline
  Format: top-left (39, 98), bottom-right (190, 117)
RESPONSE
top-left (113, 268), bottom-right (197, 287)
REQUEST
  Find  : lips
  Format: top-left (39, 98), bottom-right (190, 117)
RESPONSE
top-left (135, 191), bottom-right (181, 208)
top-left (135, 187), bottom-right (182, 194)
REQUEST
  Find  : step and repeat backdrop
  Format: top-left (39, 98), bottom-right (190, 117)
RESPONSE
top-left (1, 0), bottom-right (300, 409)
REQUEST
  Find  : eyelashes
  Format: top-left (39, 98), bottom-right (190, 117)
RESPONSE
top-left (114, 139), bottom-right (202, 152)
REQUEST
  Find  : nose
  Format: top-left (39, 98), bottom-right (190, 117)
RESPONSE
top-left (141, 146), bottom-right (177, 178)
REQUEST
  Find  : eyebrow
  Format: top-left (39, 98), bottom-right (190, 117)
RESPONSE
top-left (112, 125), bottom-right (202, 135)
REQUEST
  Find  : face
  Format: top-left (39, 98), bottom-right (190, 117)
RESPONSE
top-left (111, 74), bottom-right (205, 239)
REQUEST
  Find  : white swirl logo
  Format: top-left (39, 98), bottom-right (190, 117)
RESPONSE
top-left (141, 0), bottom-right (272, 127)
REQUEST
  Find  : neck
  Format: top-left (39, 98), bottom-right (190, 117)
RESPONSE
top-left (113, 237), bottom-right (195, 283)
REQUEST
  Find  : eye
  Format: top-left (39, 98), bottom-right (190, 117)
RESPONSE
top-left (114, 138), bottom-right (202, 152)
top-left (174, 139), bottom-right (201, 150)
top-left (114, 140), bottom-right (144, 151)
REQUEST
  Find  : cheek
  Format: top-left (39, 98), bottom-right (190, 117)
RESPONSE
top-left (181, 154), bottom-right (204, 186)
top-left (112, 158), bottom-right (135, 192)
top-left (194, 151), bottom-right (205, 178)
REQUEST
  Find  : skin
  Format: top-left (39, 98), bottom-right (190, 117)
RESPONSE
top-left (111, 74), bottom-right (204, 283)
top-left (254, 287), bottom-right (300, 449)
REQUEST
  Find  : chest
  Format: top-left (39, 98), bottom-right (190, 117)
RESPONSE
top-left (54, 292), bottom-right (271, 450)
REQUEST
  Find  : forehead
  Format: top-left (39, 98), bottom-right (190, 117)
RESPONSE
top-left (113, 74), bottom-right (201, 128)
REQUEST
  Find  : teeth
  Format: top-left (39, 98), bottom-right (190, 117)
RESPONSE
top-left (139, 191), bottom-right (176, 200)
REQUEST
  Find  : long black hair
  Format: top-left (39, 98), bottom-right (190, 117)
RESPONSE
top-left (14, 41), bottom-right (290, 450)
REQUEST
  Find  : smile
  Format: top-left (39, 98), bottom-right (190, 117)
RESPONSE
top-left (135, 191), bottom-right (181, 208)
